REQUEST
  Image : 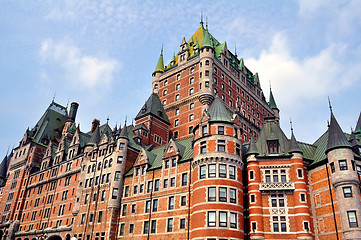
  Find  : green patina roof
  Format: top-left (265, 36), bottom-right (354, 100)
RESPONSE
top-left (125, 136), bottom-right (194, 176)
top-left (245, 137), bottom-right (259, 157)
top-left (354, 113), bottom-right (361, 135)
top-left (201, 29), bottom-right (213, 49)
top-left (154, 50), bottom-right (164, 74)
top-left (268, 88), bottom-right (278, 110)
top-left (208, 96), bottom-right (233, 123)
top-left (289, 131), bottom-right (302, 154)
top-left (135, 93), bottom-right (170, 124)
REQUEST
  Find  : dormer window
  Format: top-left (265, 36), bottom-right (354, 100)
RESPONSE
top-left (267, 140), bottom-right (279, 154)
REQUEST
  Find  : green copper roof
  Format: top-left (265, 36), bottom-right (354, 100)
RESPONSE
top-left (135, 93), bottom-right (170, 124)
top-left (245, 137), bottom-right (259, 156)
top-left (154, 50), bottom-right (164, 74)
top-left (208, 96), bottom-right (233, 123)
top-left (326, 111), bottom-right (351, 153)
top-left (201, 29), bottom-right (213, 49)
top-left (269, 88), bottom-right (278, 110)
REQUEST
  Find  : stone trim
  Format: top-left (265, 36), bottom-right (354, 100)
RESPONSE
top-left (192, 156), bottom-right (243, 170)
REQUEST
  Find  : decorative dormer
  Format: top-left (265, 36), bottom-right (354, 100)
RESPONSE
top-left (178, 37), bottom-right (189, 65)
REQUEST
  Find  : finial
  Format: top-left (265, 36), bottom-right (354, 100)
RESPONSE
top-left (6, 145), bottom-right (10, 156)
top-left (106, 116), bottom-right (109, 124)
top-left (52, 92), bottom-right (56, 102)
top-left (290, 118), bottom-right (293, 133)
top-left (161, 44), bottom-right (163, 55)
top-left (200, 11), bottom-right (203, 25)
top-left (328, 96), bottom-right (332, 112)
top-left (125, 116), bottom-right (127, 125)
top-left (234, 43), bottom-right (237, 57)
top-left (269, 80), bottom-right (272, 90)
top-left (327, 120), bottom-right (330, 127)
top-left (66, 98), bottom-right (69, 109)
top-left (206, 16), bottom-right (208, 30)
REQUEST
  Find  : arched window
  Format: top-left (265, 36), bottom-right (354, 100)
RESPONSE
top-left (104, 160), bottom-right (108, 168)
top-left (163, 90), bottom-right (167, 96)
top-left (87, 166), bottom-right (91, 173)
top-left (154, 84), bottom-right (158, 89)
top-left (92, 164), bottom-right (96, 172)
top-left (109, 159), bottom-right (113, 167)
top-left (205, 60), bottom-right (209, 65)
top-left (98, 162), bottom-right (102, 171)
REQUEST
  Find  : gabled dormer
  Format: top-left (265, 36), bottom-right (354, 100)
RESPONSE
top-left (178, 37), bottom-right (189, 65)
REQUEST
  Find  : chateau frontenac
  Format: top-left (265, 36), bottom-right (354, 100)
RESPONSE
top-left (0, 22), bottom-right (360, 240)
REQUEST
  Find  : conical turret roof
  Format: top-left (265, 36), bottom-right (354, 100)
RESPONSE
top-left (0, 155), bottom-right (10, 179)
top-left (355, 112), bottom-right (361, 134)
top-left (135, 93), bottom-right (170, 124)
top-left (201, 29), bottom-right (213, 49)
top-left (246, 137), bottom-right (259, 156)
top-left (119, 124), bottom-right (128, 139)
top-left (88, 125), bottom-right (101, 145)
top-left (289, 131), bottom-right (302, 154)
top-left (269, 88), bottom-right (278, 110)
top-left (154, 49), bottom-right (164, 74)
top-left (326, 111), bottom-right (351, 153)
top-left (208, 96), bottom-right (232, 123)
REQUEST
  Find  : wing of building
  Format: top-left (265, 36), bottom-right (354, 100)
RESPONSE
top-left (0, 21), bottom-right (360, 240)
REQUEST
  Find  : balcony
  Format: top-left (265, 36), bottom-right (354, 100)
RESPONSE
top-left (259, 182), bottom-right (295, 192)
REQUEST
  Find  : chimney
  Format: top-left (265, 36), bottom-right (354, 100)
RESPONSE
top-left (91, 119), bottom-right (100, 133)
top-left (68, 102), bottom-right (79, 122)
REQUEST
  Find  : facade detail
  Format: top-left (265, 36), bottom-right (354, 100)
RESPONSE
top-left (0, 21), bottom-right (360, 240)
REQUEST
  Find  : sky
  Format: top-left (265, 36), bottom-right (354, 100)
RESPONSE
top-left (0, 0), bottom-right (360, 158)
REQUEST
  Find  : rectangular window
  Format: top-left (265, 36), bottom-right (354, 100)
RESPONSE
top-left (124, 186), bottom-right (129, 197)
top-left (112, 188), bottom-right (118, 199)
top-left (168, 196), bottom-right (174, 210)
top-left (230, 212), bottom-right (237, 228)
top-left (129, 224), bottom-right (134, 233)
top-left (348, 211), bottom-right (358, 227)
top-left (300, 193), bottom-right (306, 202)
top-left (208, 187), bottom-right (216, 201)
top-left (200, 141), bottom-right (207, 153)
top-left (164, 179), bottom-right (168, 188)
top-left (171, 177), bottom-right (175, 187)
top-left (281, 170), bottom-right (287, 182)
top-left (180, 218), bottom-right (186, 229)
top-left (330, 162), bottom-right (335, 173)
top-left (219, 187), bottom-right (227, 202)
top-left (250, 194), bottom-right (256, 203)
top-left (297, 169), bottom-right (303, 178)
top-left (119, 223), bottom-right (125, 236)
top-left (202, 126), bottom-right (208, 135)
top-left (218, 126), bottom-right (224, 135)
top-left (167, 218), bottom-right (173, 232)
top-left (208, 211), bottom-right (216, 227)
top-left (182, 173), bottom-right (188, 186)
top-left (339, 160), bottom-right (348, 170)
top-left (343, 186), bottom-right (353, 198)
top-left (200, 165), bottom-right (206, 179)
top-left (143, 221), bottom-right (149, 234)
top-left (122, 204), bottom-right (127, 216)
top-left (153, 199), bottom-right (158, 212)
top-left (265, 170), bottom-right (271, 182)
top-left (250, 170), bottom-right (254, 180)
top-left (229, 166), bottom-right (235, 179)
top-left (219, 164), bottom-right (226, 178)
top-left (165, 160), bottom-right (169, 169)
top-left (209, 164), bottom-right (216, 178)
top-left (181, 196), bottom-right (187, 206)
top-left (131, 204), bottom-right (136, 213)
top-left (172, 158), bottom-right (177, 167)
top-left (303, 221), bottom-right (309, 231)
top-left (151, 220), bottom-right (156, 233)
top-left (117, 156), bottom-right (123, 163)
top-left (219, 211), bottom-right (227, 227)
top-left (230, 188), bottom-right (236, 203)
top-left (217, 141), bottom-right (225, 152)
top-left (154, 179), bottom-right (159, 191)
top-left (98, 211), bottom-right (103, 223)
top-left (147, 181), bottom-right (153, 193)
top-left (273, 170), bottom-right (279, 182)
top-left (145, 200), bottom-right (151, 213)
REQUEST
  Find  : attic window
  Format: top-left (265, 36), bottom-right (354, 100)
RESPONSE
top-left (267, 140), bottom-right (279, 154)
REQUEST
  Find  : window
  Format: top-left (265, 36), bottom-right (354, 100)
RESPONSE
top-left (267, 140), bottom-right (279, 154)
top-left (189, 77), bottom-right (194, 84)
top-left (151, 220), bottom-right (157, 233)
top-left (98, 211), bottom-right (103, 223)
top-left (217, 140), bottom-right (225, 152)
top-left (190, 102), bottom-right (194, 110)
top-left (164, 179), bottom-right (168, 188)
top-left (250, 194), bottom-right (256, 203)
top-left (219, 212), bottom-right (227, 227)
top-left (200, 165), bottom-right (206, 179)
top-left (219, 164), bottom-right (226, 178)
top-left (229, 166), bottom-right (235, 179)
top-left (115, 171), bottom-right (121, 181)
top-left (208, 164), bottom-right (216, 178)
top-left (117, 156), bottom-right (123, 163)
top-left (119, 223), bottom-right (125, 236)
top-left (131, 204), bottom-right (136, 213)
top-left (167, 218), bottom-right (173, 232)
top-left (208, 211), bottom-right (216, 227)
top-left (219, 187), bottom-right (227, 202)
top-left (252, 222), bottom-right (257, 232)
top-left (180, 218), bottom-right (186, 229)
top-left (143, 221), bottom-right (149, 234)
top-left (140, 184), bottom-right (144, 193)
top-left (172, 158), bottom-right (177, 167)
top-left (230, 188), bottom-right (236, 203)
top-left (145, 200), bottom-right (151, 213)
top-left (273, 170), bottom-right (279, 182)
top-left (300, 193), bottom-right (306, 202)
top-left (339, 160), bottom-right (347, 170)
top-left (208, 187), bottom-right (216, 201)
top-left (129, 224), bottom-right (134, 233)
top-left (297, 169), bottom-right (303, 178)
top-left (122, 204), bottom-right (127, 216)
top-left (189, 126), bottom-right (193, 134)
top-left (343, 186), bottom-right (352, 198)
top-left (175, 108), bottom-right (179, 115)
top-left (177, 74), bottom-right (180, 80)
top-left (218, 126), bottom-right (224, 135)
top-left (202, 125), bottom-right (208, 135)
top-left (101, 190), bottom-right (106, 201)
top-left (175, 119), bottom-right (179, 127)
top-left (134, 186), bottom-right (138, 194)
top-left (189, 114), bottom-right (194, 122)
top-left (112, 188), bottom-right (118, 199)
top-left (230, 212), bottom-right (237, 228)
top-left (189, 88), bottom-right (194, 95)
top-left (154, 179), bottom-right (159, 191)
top-left (200, 141), bottom-right (207, 154)
top-left (330, 162), bottom-right (335, 173)
top-left (181, 196), bottom-right (187, 206)
top-left (171, 177), bottom-right (175, 187)
top-left (165, 160), bottom-right (169, 169)
top-left (153, 199), bottom-right (158, 212)
top-left (162, 100), bottom-right (166, 106)
top-left (124, 186), bottom-right (129, 197)
top-left (182, 173), bottom-right (188, 186)
top-left (168, 196), bottom-right (174, 210)
top-left (147, 181), bottom-right (153, 193)
top-left (348, 211), bottom-right (358, 227)
top-left (265, 170), bottom-right (271, 182)
top-left (303, 221), bottom-right (309, 231)
top-left (175, 94), bottom-right (179, 101)
top-left (190, 67), bottom-right (194, 74)
top-left (250, 171), bottom-right (254, 180)
top-left (176, 84), bottom-right (180, 90)
top-left (281, 170), bottom-right (286, 182)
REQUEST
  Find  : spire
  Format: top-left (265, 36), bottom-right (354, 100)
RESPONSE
top-left (153, 46), bottom-right (164, 74)
top-left (200, 11), bottom-right (203, 26)
top-left (289, 122), bottom-right (302, 154)
top-left (88, 125), bottom-right (101, 145)
top-left (268, 87), bottom-right (278, 110)
top-left (246, 137), bottom-right (259, 157)
top-left (355, 112), bottom-right (361, 134)
top-left (326, 111), bottom-right (351, 153)
top-left (119, 122), bottom-right (128, 139)
top-left (208, 96), bottom-right (232, 123)
top-left (201, 28), bottom-right (213, 49)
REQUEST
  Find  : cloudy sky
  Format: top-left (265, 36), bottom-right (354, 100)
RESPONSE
top-left (1, 0), bottom-right (360, 158)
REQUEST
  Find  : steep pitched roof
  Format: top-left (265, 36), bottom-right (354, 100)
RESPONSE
top-left (208, 96), bottom-right (233, 123)
top-left (0, 155), bottom-right (10, 179)
top-left (355, 112), bottom-right (361, 134)
top-left (326, 111), bottom-right (351, 153)
top-left (268, 88), bottom-right (278, 110)
top-left (135, 93), bottom-right (170, 124)
top-left (289, 131), bottom-right (302, 154)
top-left (88, 125), bottom-right (100, 145)
top-left (245, 137), bottom-right (259, 157)
top-left (154, 50), bottom-right (164, 74)
top-left (201, 29), bottom-right (213, 49)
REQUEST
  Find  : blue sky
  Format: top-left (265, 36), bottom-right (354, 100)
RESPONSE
top-left (1, 0), bottom-right (360, 158)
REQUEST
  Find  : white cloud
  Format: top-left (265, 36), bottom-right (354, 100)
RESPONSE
top-left (40, 38), bottom-right (119, 89)
top-left (298, 0), bottom-right (332, 16)
top-left (246, 33), bottom-right (360, 110)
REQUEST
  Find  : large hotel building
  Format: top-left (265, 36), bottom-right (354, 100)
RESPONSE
top-left (0, 21), bottom-right (360, 240)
